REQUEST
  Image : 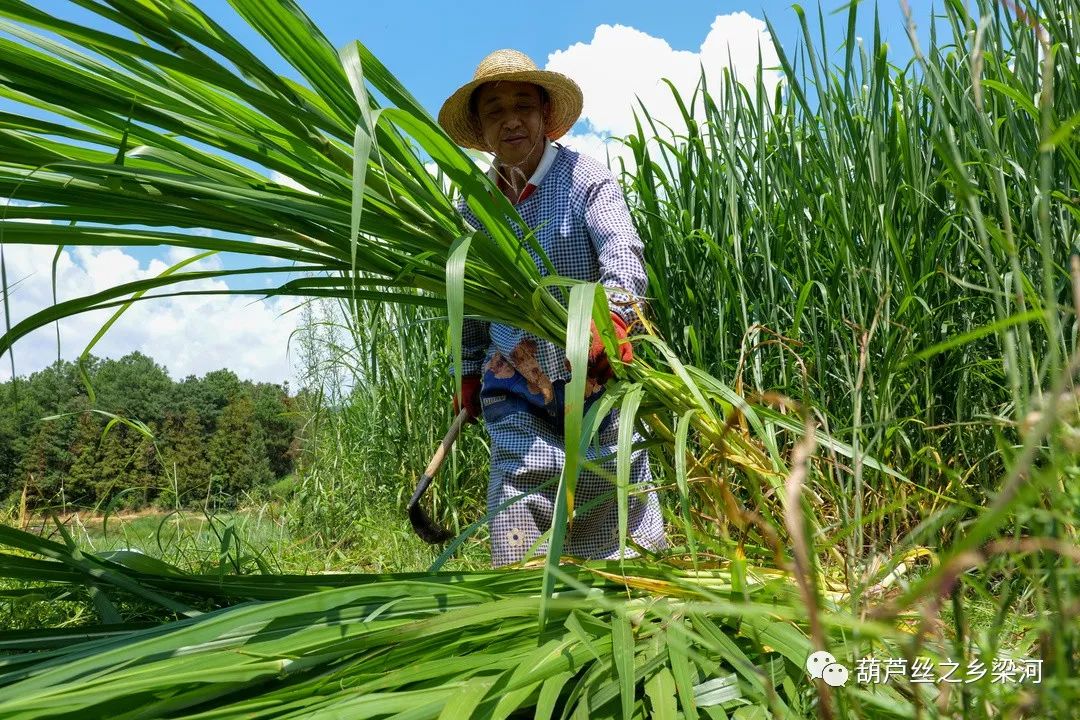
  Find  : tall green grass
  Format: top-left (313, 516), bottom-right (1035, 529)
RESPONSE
top-left (623, 0), bottom-right (1079, 556)
top-left (286, 297), bottom-right (489, 548)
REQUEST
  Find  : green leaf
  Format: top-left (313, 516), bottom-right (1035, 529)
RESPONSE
top-left (446, 233), bottom-right (474, 400)
top-left (615, 384), bottom-right (644, 558)
top-left (438, 678), bottom-right (494, 720)
top-left (534, 671), bottom-right (574, 720)
top-left (666, 625), bottom-right (697, 717)
top-left (644, 667), bottom-right (677, 720)
top-left (674, 409), bottom-right (698, 568)
top-left (540, 282), bottom-right (597, 630)
top-left (612, 612), bottom-right (636, 720)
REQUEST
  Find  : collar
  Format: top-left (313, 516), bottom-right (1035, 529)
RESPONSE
top-left (487, 139), bottom-right (558, 203)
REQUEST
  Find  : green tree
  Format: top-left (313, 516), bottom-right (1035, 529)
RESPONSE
top-left (160, 408), bottom-right (212, 509)
top-left (250, 383), bottom-right (300, 479)
top-left (0, 381), bottom-right (20, 500)
top-left (207, 394), bottom-right (273, 507)
top-left (14, 422), bottom-right (53, 503)
top-left (128, 425), bottom-right (158, 508)
top-left (1, 351), bottom-right (295, 510)
top-left (171, 369), bottom-right (244, 436)
top-left (3, 361), bottom-right (82, 497)
top-left (93, 424), bottom-right (142, 506)
top-left (66, 411), bottom-right (102, 506)
top-left (94, 352), bottom-right (172, 425)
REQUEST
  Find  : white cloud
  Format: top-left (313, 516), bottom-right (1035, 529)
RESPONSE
top-left (164, 245), bottom-right (223, 269)
top-left (0, 243), bottom-right (300, 386)
top-left (545, 12), bottom-right (781, 167)
top-left (556, 131), bottom-right (637, 174)
top-left (269, 170), bottom-right (315, 195)
top-left (423, 161), bottom-right (453, 195)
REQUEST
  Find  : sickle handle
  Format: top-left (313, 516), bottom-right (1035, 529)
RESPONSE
top-left (408, 407), bottom-right (469, 509)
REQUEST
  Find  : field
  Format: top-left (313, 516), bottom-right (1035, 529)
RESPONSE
top-left (8, 508), bottom-right (490, 574)
top-left (1, 0), bottom-right (1078, 718)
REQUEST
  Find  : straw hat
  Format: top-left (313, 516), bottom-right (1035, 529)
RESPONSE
top-left (438, 49), bottom-right (583, 151)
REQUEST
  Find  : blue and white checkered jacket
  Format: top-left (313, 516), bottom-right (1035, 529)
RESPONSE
top-left (455, 140), bottom-right (648, 386)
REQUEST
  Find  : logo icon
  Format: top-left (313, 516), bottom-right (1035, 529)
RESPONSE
top-left (822, 663), bottom-right (850, 687)
top-left (806, 651), bottom-right (836, 680)
top-left (806, 651), bottom-right (850, 687)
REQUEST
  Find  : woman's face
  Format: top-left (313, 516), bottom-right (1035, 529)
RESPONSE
top-left (472, 81), bottom-right (548, 168)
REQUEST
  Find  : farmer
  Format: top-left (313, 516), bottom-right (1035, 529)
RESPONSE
top-left (438, 49), bottom-right (667, 567)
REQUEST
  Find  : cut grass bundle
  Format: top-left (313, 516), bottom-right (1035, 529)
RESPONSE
top-left (0, 524), bottom-right (919, 720)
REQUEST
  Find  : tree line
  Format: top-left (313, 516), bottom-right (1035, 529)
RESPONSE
top-left (0, 352), bottom-right (301, 510)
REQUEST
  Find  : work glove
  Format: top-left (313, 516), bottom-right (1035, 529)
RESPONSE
top-left (452, 374), bottom-right (482, 424)
top-left (587, 313), bottom-right (634, 385)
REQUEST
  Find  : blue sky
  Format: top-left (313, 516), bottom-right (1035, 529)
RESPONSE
top-left (4, 1), bottom-right (935, 386)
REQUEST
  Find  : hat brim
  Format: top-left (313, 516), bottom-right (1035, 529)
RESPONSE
top-left (438, 70), bottom-right (583, 151)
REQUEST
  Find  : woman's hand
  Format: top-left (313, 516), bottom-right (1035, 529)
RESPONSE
top-left (586, 313), bottom-right (633, 384)
top-left (452, 374), bottom-right (482, 423)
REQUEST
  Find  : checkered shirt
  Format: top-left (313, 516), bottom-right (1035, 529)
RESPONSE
top-left (486, 407), bottom-right (667, 567)
top-left (454, 141), bottom-right (667, 567)
top-left (455, 140), bottom-right (649, 380)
